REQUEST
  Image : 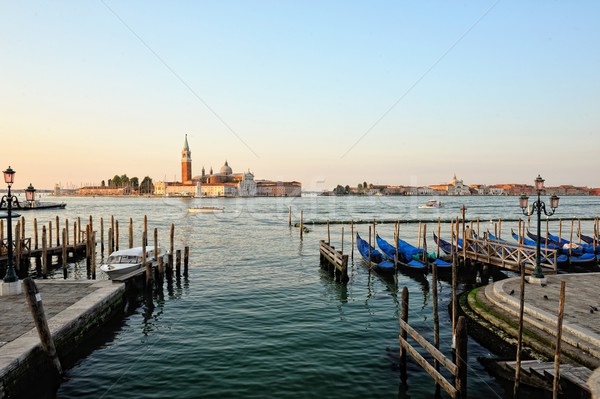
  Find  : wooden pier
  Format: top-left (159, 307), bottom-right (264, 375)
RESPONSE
top-left (319, 240), bottom-right (349, 283)
top-left (462, 236), bottom-right (558, 275)
top-left (498, 359), bottom-right (593, 397)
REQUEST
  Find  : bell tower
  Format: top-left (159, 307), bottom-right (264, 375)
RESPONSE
top-left (182, 134), bottom-right (192, 184)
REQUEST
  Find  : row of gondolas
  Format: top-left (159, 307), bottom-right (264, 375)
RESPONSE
top-left (356, 229), bottom-right (600, 278)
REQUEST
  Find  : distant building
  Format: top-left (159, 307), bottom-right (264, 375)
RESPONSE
top-left (78, 186), bottom-right (132, 196)
top-left (156, 135), bottom-right (198, 196)
top-left (428, 175), bottom-right (470, 195)
top-left (590, 188), bottom-right (600, 196)
top-left (256, 180), bottom-right (301, 197)
top-left (155, 135), bottom-right (300, 197)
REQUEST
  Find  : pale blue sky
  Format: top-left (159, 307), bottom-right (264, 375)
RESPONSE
top-left (1, 1), bottom-right (598, 190)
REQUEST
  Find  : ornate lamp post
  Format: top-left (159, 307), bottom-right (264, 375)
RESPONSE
top-left (25, 183), bottom-right (36, 208)
top-left (519, 175), bottom-right (560, 281)
top-left (1, 166), bottom-right (19, 284)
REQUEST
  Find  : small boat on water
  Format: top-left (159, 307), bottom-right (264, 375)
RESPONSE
top-left (418, 199), bottom-right (443, 209)
top-left (432, 232), bottom-right (462, 255)
top-left (100, 246), bottom-right (159, 279)
top-left (188, 206), bottom-right (224, 214)
top-left (356, 233), bottom-right (395, 276)
top-left (375, 234), bottom-right (427, 273)
top-left (546, 233), bottom-right (599, 254)
top-left (5, 201), bottom-right (67, 211)
top-left (511, 230), bottom-right (595, 267)
top-left (578, 232), bottom-right (599, 246)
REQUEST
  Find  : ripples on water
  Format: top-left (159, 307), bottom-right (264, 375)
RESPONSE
top-left (39, 196), bottom-right (600, 398)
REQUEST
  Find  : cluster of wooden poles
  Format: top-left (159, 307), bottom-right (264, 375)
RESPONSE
top-left (315, 215), bottom-right (469, 397)
top-left (0, 214), bottom-right (188, 283)
top-left (315, 211), bottom-right (584, 398)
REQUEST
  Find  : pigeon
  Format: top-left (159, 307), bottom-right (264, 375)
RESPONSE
top-left (543, 295), bottom-right (549, 300)
top-left (509, 289), bottom-right (515, 295)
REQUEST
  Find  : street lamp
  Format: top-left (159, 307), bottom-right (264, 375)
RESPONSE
top-left (1, 166), bottom-right (19, 283)
top-left (519, 175), bottom-right (560, 281)
top-left (25, 183), bottom-right (36, 208)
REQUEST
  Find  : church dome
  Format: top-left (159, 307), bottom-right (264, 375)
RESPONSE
top-left (220, 161), bottom-right (232, 175)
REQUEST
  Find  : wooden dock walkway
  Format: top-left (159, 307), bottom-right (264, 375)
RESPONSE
top-left (319, 240), bottom-right (349, 283)
top-left (462, 236), bottom-right (558, 275)
top-left (501, 359), bottom-right (593, 396)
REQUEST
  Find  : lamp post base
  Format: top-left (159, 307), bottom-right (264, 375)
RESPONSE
top-left (526, 275), bottom-right (547, 286)
top-left (0, 280), bottom-right (22, 296)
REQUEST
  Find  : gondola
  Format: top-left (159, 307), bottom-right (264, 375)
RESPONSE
top-left (512, 229), bottom-right (596, 267)
top-left (546, 233), bottom-right (599, 255)
top-left (432, 232), bottom-right (462, 256)
top-left (355, 233), bottom-right (396, 276)
top-left (375, 234), bottom-right (427, 273)
top-left (578, 231), bottom-right (599, 246)
top-left (392, 234), bottom-right (452, 270)
top-left (526, 230), bottom-right (585, 255)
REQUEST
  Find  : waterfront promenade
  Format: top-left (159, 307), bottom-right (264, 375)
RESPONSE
top-left (0, 280), bottom-right (124, 398)
top-left (467, 272), bottom-right (600, 395)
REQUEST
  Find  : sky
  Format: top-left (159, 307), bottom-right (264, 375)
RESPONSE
top-left (1, 1), bottom-right (599, 191)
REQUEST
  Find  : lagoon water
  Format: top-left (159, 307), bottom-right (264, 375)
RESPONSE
top-left (24, 195), bottom-right (599, 398)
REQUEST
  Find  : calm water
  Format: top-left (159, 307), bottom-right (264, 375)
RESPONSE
top-left (20, 195), bottom-right (600, 398)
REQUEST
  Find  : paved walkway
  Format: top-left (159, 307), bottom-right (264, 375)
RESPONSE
top-left (0, 281), bottom-right (101, 348)
top-left (491, 273), bottom-right (600, 356)
top-left (475, 272), bottom-right (600, 395)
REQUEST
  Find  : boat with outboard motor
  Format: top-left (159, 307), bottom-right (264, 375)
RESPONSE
top-left (100, 246), bottom-right (160, 279)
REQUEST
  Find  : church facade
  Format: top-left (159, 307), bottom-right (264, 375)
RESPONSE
top-left (154, 135), bottom-right (301, 197)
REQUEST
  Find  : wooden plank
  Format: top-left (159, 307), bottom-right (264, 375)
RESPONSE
top-left (560, 368), bottom-right (592, 392)
top-left (398, 336), bottom-right (457, 399)
top-left (399, 319), bottom-right (458, 375)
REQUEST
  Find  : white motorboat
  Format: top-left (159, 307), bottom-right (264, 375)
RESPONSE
top-left (418, 199), bottom-right (443, 209)
top-left (100, 246), bottom-right (159, 279)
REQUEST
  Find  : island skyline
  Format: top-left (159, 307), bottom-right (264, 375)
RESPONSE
top-left (2, 2), bottom-right (598, 191)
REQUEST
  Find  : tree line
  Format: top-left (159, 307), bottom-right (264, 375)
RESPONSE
top-left (102, 174), bottom-right (154, 194)
top-left (333, 182), bottom-right (370, 195)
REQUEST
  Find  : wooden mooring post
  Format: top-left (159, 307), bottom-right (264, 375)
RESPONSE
top-left (166, 223), bottom-right (174, 282)
top-left (176, 249), bottom-right (182, 277)
top-left (41, 226), bottom-right (48, 278)
top-left (184, 246), bottom-right (189, 277)
top-left (110, 216), bottom-right (115, 254)
top-left (91, 231), bottom-right (96, 280)
top-left (351, 220), bottom-right (354, 260)
top-left (399, 282), bottom-right (468, 398)
top-left (553, 281), bottom-right (566, 399)
top-left (33, 218), bottom-right (38, 250)
top-left (100, 217), bottom-right (104, 256)
top-left (55, 216), bottom-right (60, 247)
top-left (62, 228), bottom-right (67, 279)
top-left (23, 277), bottom-right (63, 376)
top-left (115, 220), bottom-right (119, 252)
top-left (129, 218), bottom-right (133, 249)
top-left (300, 210), bottom-right (303, 240)
top-left (513, 261), bottom-right (527, 398)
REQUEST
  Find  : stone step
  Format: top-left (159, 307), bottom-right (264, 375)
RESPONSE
top-left (484, 282), bottom-right (600, 362)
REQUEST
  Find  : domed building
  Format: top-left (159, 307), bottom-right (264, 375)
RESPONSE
top-left (220, 161), bottom-right (233, 175)
top-left (155, 136), bottom-right (301, 197)
top-left (196, 160), bottom-right (257, 197)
